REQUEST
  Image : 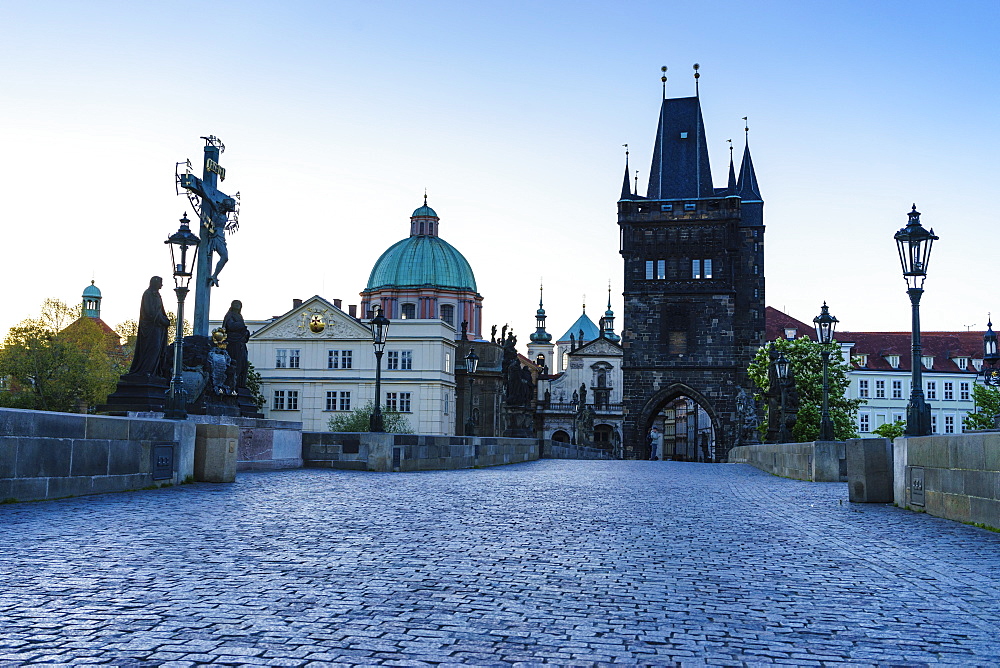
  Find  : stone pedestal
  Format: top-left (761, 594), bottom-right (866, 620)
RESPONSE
top-left (98, 374), bottom-right (168, 415)
top-left (236, 388), bottom-right (264, 419)
top-left (847, 437), bottom-right (894, 503)
top-left (194, 423), bottom-right (238, 482)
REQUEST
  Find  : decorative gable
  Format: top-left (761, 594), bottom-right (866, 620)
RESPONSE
top-left (251, 296), bottom-right (371, 340)
top-left (573, 337), bottom-right (623, 356)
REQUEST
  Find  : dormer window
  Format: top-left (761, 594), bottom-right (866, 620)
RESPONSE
top-left (922, 355), bottom-right (933, 369)
top-left (973, 358), bottom-right (984, 371)
top-left (956, 357), bottom-right (969, 370)
top-left (783, 327), bottom-right (797, 340)
top-left (886, 355), bottom-right (900, 369)
top-left (855, 354), bottom-right (868, 367)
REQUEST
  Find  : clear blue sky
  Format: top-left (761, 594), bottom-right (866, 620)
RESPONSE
top-left (1, 1), bottom-right (997, 343)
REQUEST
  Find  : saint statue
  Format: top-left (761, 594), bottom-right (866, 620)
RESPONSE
top-left (128, 276), bottom-right (171, 378)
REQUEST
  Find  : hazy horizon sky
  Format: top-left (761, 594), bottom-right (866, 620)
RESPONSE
top-left (2, 1), bottom-right (997, 346)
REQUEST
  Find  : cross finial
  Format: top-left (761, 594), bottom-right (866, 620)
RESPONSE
top-left (622, 143), bottom-right (629, 158)
top-left (660, 66), bottom-right (667, 99)
top-left (424, 188), bottom-right (428, 206)
top-left (743, 116), bottom-right (749, 138)
top-left (693, 63), bottom-right (700, 96)
top-left (634, 169), bottom-right (639, 194)
top-left (727, 138), bottom-right (733, 158)
top-left (539, 280), bottom-right (544, 308)
top-left (582, 295), bottom-right (586, 313)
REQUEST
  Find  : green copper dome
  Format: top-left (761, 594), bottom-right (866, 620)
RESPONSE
top-left (82, 281), bottom-right (101, 298)
top-left (366, 236), bottom-right (477, 292)
top-left (412, 204), bottom-right (438, 217)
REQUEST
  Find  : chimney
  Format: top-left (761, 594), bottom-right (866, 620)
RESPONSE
top-left (348, 304), bottom-right (357, 318)
top-left (333, 299), bottom-right (342, 309)
top-left (293, 298), bottom-right (302, 309)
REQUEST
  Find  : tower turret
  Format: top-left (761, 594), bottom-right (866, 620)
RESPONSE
top-left (82, 280), bottom-right (102, 319)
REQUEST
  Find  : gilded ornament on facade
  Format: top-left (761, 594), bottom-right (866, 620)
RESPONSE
top-left (309, 314), bottom-right (326, 333)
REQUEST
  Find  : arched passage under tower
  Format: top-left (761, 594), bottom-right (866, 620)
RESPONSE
top-left (636, 384), bottom-right (719, 462)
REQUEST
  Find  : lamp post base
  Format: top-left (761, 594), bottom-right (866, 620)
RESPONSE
top-left (905, 400), bottom-right (932, 437)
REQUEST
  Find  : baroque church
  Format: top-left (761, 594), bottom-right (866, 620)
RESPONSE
top-left (618, 81), bottom-right (765, 461)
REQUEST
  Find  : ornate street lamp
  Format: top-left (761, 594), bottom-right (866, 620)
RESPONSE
top-left (772, 349), bottom-right (794, 443)
top-left (813, 302), bottom-right (839, 440)
top-left (164, 213), bottom-right (199, 420)
top-left (464, 348), bottom-right (479, 436)
top-left (983, 317), bottom-right (999, 385)
top-left (368, 306), bottom-right (390, 432)
top-left (894, 204), bottom-right (938, 436)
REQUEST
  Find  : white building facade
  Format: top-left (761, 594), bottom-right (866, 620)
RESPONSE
top-left (245, 296), bottom-right (458, 433)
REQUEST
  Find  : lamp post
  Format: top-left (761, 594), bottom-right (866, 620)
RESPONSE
top-left (983, 318), bottom-right (999, 385)
top-left (464, 348), bottom-right (479, 436)
top-left (894, 205), bottom-right (938, 436)
top-left (813, 302), bottom-right (839, 441)
top-left (773, 349), bottom-right (792, 442)
top-left (163, 213), bottom-right (199, 420)
top-left (368, 306), bottom-right (390, 432)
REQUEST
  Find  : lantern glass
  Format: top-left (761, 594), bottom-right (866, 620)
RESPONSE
top-left (812, 302), bottom-right (838, 345)
top-left (894, 205), bottom-right (938, 290)
top-left (774, 351), bottom-right (790, 380)
top-left (165, 213), bottom-right (200, 289)
top-left (369, 306), bottom-right (390, 353)
top-left (985, 320), bottom-right (999, 363)
top-left (465, 349), bottom-right (479, 375)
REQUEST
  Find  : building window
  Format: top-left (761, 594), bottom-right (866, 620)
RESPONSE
top-left (931, 414), bottom-right (938, 433)
top-left (339, 391), bottom-right (351, 411)
top-left (892, 380), bottom-right (903, 399)
top-left (445, 353), bottom-right (451, 373)
top-left (887, 355), bottom-right (900, 368)
top-left (441, 304), bottom-right (454, 326)
top-left (326, 391), bottom-right (350, 411)
top-left (660, 204), bottom-right (672, 212)
top-left (276, 349), bottom-right (300, 369)
top-left (645, 261), bottom-right (654, 280)
top-left (273, 390), bottom-right (285, 410)
top-left (944, 382), bottom-right (954, 400)
top-left (387, 351), bottom-right (398, 370)
top-left (444, 393), bottom-right (450, 414)
top-left (327, 350), bottom-right (353, 369)
top-left (858, 379), bottom-right (869, 398)
top-left (692, 259), bottom-right (701, 279)
top-left (684, 202), bottom-right (696, 211)
top-left (400, 351), bottom-right (413, 370)
top-left (401, 303), bottom-right (416, 319)
top-left (385, 392), bottom-right (409, 411)
top-left (956, 357), bottom-right (969, 370)
top-left (922, 356), bottom-right (933, 369)
top-left (926, 381), bottom-right (937, 400)
top-left (961, 382), bottom-right (970, 401)
top-left (703, 259), bottom-right (713, 279)
top-left (859, 414), bottom-right (870, 433)
top-left (945, 415), bottom-right (955, 434)
top-left (326, 391), bottom-right (336, 411)
top-left (875, 380), bottom-right (885, 399)
top-left (657, 260), bottom-right (665, 280)
top-left (973, 359), bottom-right (984, 371)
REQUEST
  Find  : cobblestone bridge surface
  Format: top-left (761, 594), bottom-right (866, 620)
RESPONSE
top-left (2, 461), bottom-right (1000, 667)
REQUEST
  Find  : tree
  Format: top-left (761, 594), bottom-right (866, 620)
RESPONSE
top-left (246, 362), bottom-right (266, 409)
top-left (873, 419), bottom-right (906, 440)
top-left (0, 301), bottom-right (121, 412)
top-left (964, 384), bottom-right (1000, 431)
top-left (748, 337), bottom-right (864, 442)
top-left (328, 401), bottom-right (413, 433)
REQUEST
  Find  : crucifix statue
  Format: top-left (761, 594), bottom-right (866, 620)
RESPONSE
top-left (176, 136), bottom-right (240, 336)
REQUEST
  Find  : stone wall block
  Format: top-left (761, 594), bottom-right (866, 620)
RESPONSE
top-left (85, 416), bottom-right (129, 440)
top-left (10, 477), bottom-right (48, 502)
top-left (951, 436), bottom-right (986, 471)
top-left (0, 437), bottom-right (16, 478)
top-left (194, 423), bottom-right (238, 483)
top-left (70, 440), bottom-right (110, 477)
top-left (108, 440), bottom-right (148, 475)
top-left (942, 493), bottom-right (972, 523)
top-left (128, 420), bottom-right (176, 442)
top-left (0, 478), bottom-right (11, 500)
top-left (970, 497), bottom-right (1000, 531)
top-left (47, 476), bottom-right (95, 499)
top-left (16, 439), bottom-right (71, 478)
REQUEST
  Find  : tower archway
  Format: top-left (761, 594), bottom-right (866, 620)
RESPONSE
top-left (636, 383), bottom-right (719, 462)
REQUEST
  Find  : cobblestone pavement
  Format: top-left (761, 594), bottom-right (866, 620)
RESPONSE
top-left (3, 461), bottom-right (1000, 667)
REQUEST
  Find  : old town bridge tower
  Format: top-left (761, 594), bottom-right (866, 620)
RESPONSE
top-left (618, 91), bottom-right (765, 461)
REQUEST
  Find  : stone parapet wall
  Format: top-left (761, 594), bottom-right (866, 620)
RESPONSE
top-left (542, 442), bottom-right (615, 460)
top-left (894, 433), bottom-right (1000, 530)
top-left (728, 441), bottom-right (846, 482)
top-left (186, 415), bottom-right (303, 471)
top-left (303, 432), bottom-right (542, 472)
top-left (0, 408), bottom-right (195, 502)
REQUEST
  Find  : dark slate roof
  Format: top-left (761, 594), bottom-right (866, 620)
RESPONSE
top-left (765, 306), bottom-right (982, 375)
top-left (646, 97), bottom-right (714, 200)
top-left (620, 156), bottom-right (632, 199)
top-left (736, 142), bottom-right (761, 201)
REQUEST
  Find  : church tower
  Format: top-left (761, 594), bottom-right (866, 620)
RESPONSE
top-left (618, 80), bottom-right (765, 461)
top-left (526, 284), bottom-right (554, 372)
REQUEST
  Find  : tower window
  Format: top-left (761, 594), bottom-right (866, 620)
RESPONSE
top-left (661, 204), bottom-right (673, 212)
top-left (684, 203), bottom-right (697, 211)
top-left (679, 132), bottom-right (688, 139)
top-left (645, 261), bottom-right (654, 280)
top-left (657, 260), bottom-right (665, 280)
top-left (692, 260), bottom-right (701, 279)
top-left (401, 303), bottom-right (416, 319)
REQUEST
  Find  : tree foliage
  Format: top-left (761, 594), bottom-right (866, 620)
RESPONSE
top-left (246, 362), bottom-right (266, 409)
top-left (873, 419), bottom-right (906, 441)
top-left (964, 383), bottom-right (1000, 432)
top-left (0, 300), bottom-right (123, 412)
top-left (328, 400), bottom-right (413, 433)
top-left (748, 337), bottom-right (864, 442)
